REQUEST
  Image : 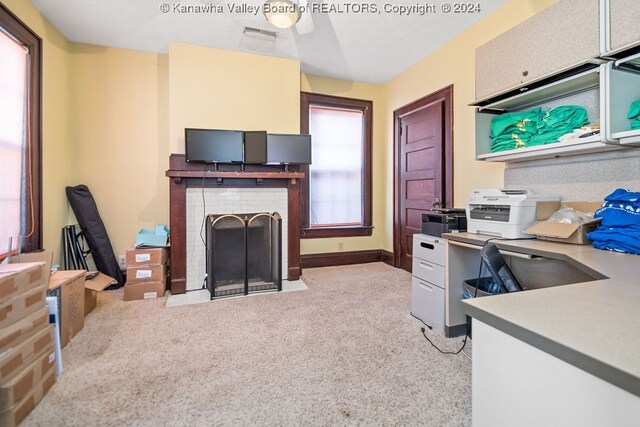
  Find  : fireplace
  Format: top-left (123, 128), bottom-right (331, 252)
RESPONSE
top-left (166, 154), bottom-right (303, 295)
top-left (206, 212), bottom-right (282, 298)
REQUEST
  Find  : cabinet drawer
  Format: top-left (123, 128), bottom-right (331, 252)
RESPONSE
top-left (413, 234), bottom-right (445, 265)
top-left (411, 277), bottom-right (445, 334)
top-left (412, 258), bottom-right (445, 286)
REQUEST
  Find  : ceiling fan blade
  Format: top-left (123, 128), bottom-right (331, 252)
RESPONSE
top-left (296, 0), bottom-right (314, 35)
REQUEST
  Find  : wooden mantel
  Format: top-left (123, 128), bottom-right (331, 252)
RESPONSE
top-left (166, 154), bottom-right (304, 295)
top-left (166, 170), bottom-right (304, 184)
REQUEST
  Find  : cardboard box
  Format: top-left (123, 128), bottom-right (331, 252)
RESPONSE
top-left (47, 271), bottom-right (85, 348)
top-left (0, 307), bottom-right (49, 355)
top-left (12, 251), bottom-right (53, 289)
top-left (126, 247), bottom-right (168, 267)
top-left (0, 343), bottom-right (55, 410)
top-left (135, 224), bottom-right (169, 247)
top-left (84, 273), bottom-right (116, 316)
top-left (525, 202), bottom-right (603, 245)
top-left (0, 325), bottom-right (52, 382)
top-left (0, 285), bottom-right (47, 330)
top-left (125, 264), bottom-right (166, 284)
top-left (0, 365), bottom-right (55, 427)
top-left (0, 264), bottom-right (44, 306)
top-left (124, 281), bottom-right (166, 301)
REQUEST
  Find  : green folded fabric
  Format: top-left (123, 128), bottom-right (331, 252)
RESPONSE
top-left (491, 132), bottom-right (534, 151)
top-left (628, 100), bottom-right (640, 130)
top-left (529, 106), bottom-right (589, 145)
top-left (489, 105), bottom-right (589, 152)
top-left (628, 100), bottom-right (640, 120)
top-left (537, 106), bottom-right (589, 131)
top-left (490, 108), bottom-right (540, 138)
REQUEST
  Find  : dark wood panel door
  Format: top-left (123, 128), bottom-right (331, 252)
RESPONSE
top-left (394, 86), bottom-right (453, 273)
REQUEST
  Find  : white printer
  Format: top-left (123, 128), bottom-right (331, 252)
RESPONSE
top-left (465, 189), bottom-right (560, 239)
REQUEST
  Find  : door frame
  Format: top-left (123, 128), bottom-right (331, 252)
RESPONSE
top-left (393, 85), bottom-right (454, 268)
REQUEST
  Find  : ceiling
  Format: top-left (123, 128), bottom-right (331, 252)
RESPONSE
top-left (31, 0), bottom-right (508, 84)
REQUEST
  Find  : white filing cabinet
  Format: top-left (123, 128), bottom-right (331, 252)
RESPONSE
top-left (411, 234), bottom-right (446, 334)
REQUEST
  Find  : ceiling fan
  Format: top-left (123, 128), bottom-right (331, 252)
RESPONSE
top-left (201, 0), bottom-right (314, 34)
top-left (263, 0), bottom-right (315, 34)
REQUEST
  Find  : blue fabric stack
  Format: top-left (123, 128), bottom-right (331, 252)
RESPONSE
top-left (586, 189), bottom-right (640, 255)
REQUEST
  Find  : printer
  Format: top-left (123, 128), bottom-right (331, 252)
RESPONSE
top-left (465, 189), bottom-right (560, 239)
top-left (422, 209), bottom-right (467, 237)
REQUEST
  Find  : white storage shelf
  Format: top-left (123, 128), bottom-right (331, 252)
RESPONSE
top-left (606, 54), bottom-right (640, 146)
top-left (475, 66), bottom-right (628, 162)
top-left (476, 134), bottom-right (622, 162)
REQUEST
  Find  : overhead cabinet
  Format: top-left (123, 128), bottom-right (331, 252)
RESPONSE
top-left (604, 54), bottom-right (640, 146)
top-left (474, 66), bottom-right (627, 162)
top-left (605, 0), bottom-right (640, 57)
top-left (472, 0), bottom-right (640, 162)
top-left (475, 0), bottom-right (601, 102)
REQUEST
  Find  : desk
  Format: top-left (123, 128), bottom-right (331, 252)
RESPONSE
top-left (444, 233), bottom-right (640, 426)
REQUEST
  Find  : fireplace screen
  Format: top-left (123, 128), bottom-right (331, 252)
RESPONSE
top-left (206, 212), bottom-right (282, 299)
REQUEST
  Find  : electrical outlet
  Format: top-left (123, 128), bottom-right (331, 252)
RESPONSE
top-left (118, 255), bottom-right (126, 269)
top-left (338, 242), bottom-right (344, 251)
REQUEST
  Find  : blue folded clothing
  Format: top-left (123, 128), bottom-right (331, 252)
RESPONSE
top-left (587, 188), bottom-right (640, 255)
top-left (588, 228), bottom-right (640, 254)
top-left (593, 188), bottom-right (640, 228)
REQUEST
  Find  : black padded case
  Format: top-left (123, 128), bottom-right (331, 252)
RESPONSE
top-left (66, 185), bottom-right (124, 287)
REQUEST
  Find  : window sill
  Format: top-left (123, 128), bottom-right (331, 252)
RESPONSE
top-left (301, 226), bottom-right (373, 239)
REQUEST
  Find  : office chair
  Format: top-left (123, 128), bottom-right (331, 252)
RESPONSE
top-left (480, 243), bottom-right (524, 293)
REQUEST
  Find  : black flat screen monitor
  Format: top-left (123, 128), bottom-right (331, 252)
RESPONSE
top-left (266, 134), bottom-right (312, 165)
top-left (185, 128), bottom-right (244, 163)
top-left (243, 131), bottom-right (267, 164)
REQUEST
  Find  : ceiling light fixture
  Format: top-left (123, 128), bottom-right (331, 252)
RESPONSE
top-left (263, 0), bottom-right (301, 29)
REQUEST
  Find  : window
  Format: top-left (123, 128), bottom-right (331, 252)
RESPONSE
top-left (0, 5), bottom-right (42, 261)
top-left (300, 92), bottom-right (372, 238)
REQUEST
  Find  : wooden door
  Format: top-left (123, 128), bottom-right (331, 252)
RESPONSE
top-left (394, 86), bottom-right (453, 272)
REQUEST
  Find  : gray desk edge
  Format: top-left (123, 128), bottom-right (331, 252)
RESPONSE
top-left (462, 301), bottom-right (640, 398)
top-left (445, 233), bottom-right (639, 398)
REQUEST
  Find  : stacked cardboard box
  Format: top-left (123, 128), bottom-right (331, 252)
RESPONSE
top-left (0, 263), bottom-right (56, 426)
top-left (46, 271), bottom-right (86, 348)
top-left (124, 248), bottom-right (169, 301)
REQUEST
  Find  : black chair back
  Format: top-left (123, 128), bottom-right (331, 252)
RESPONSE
top-left (480, 243), bottom-right (524, 293)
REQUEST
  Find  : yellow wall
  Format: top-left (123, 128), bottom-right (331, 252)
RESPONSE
top-left (68, 42), bottom-right (301, 258)
top-left (382, 0), bottom-right (558, 250)
top-left (2, 0), bottom-right (72, 262)
top-left (69, 42), bottom-right (302, 258)
top-left (168, 42), bottom-right (301, 153)
top-left (69, 45), bottom-right (169, 258)
top-left (300, 74), bottom-right (387, 254)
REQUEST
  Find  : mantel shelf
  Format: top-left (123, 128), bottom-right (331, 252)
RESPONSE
top-left (166, 170), bottom-right (304, 183)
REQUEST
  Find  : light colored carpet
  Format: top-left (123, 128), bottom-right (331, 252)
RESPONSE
top-left (23, 263), bottom-right (472, 426)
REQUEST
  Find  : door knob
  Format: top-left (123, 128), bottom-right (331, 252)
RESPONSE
top-left (432, 197), bottom-right (441, 208)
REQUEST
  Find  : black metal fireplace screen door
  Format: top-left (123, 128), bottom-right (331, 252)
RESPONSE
top-left (206, 212), bottom-right (282, 299)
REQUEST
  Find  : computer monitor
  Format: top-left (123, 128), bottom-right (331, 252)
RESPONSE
top-left (266, 134), bottom-right (312, 165)
top-left (185, 128), bottom-right (244, 163)
top-left (243, 131), bottom-right (267, 164)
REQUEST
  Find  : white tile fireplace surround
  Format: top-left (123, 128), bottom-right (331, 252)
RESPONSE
top-left (186, 188), bottom-right (288, 291)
